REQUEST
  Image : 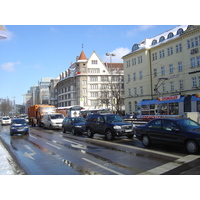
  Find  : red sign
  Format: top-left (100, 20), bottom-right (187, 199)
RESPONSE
top-left (158, 95), bottom-right (180, 101)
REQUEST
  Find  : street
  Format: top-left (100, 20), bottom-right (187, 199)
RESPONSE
top-left (1, 125), bottom-right (200, 175)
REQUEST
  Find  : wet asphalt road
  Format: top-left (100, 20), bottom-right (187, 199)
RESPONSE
top-left (1, 125), bottom-right (200, 175)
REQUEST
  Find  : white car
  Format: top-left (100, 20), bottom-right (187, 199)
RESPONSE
top-left (1, 116), bottom-right (11, 125)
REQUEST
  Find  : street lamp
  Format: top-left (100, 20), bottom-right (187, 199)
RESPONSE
top-left (106, 53), bottom-right (116, 113)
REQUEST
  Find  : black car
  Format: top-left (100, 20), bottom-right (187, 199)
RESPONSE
top-left (135, 118), bottom-right (200, 154)
top-left (85, 113), bottom-right (133, 141)
top-left (62, 117), bottom-right (86, 135)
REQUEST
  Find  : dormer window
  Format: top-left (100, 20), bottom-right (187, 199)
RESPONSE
top-left (152, 39), bottom-right (157, 45)
top-left (159, 36), bottom-right (165, 42)
top-left (177, 28), bottom-right (183, 35)
top-left (132, 44), bottom-right (139, 52)
top-left (167, 32), bottom-right (174, 39)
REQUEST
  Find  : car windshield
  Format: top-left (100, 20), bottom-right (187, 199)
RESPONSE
top-left (176, 119), bottom-right (200, 130)
top-left (72, 118), bottom-right (85, 123)
top-left (50, 114), bottom-right (64, 119)
top-left (104, 115), bottom-right (123, 122)
top-left (3, 117), bottom-right (10, 120)
top-left (12, 119), bottom-right (26, 125)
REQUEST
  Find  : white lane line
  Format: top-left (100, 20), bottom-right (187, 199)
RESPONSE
top-left (88, 138), bottom-right (182, 159)
top-left (29, 134), bottom-right (37, 139)
top-left (82, 158), bottom-right (124, 175)
top-left (139, 154), bottom-right (200, 175)
top-left (46, 142), bottom-right (61, 150)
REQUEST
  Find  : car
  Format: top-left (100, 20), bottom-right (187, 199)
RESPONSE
top-left (43, 113), bottom-right (64, 129)
top-left (135, 118), bottom-right (200, 154)
top-left (10, 118), bottom-right (29, 136)
top-left (62, 117), bottom-right (86, 135)
top-left (1, 116), bottom-right (11, 125)
top-left (85, 113), bottom-right (133, 141)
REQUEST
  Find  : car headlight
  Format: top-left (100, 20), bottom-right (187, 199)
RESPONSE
top-left (113, 125), bottom-right (121, 129)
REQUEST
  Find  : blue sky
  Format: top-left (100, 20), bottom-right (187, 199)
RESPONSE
top-left (0, 25), bottom-right (178, 104)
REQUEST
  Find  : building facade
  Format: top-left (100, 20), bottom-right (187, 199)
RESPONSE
top-left (50, 51), bottom-right (124, 113)
top-left (123, 25), bottom-right (200, 115)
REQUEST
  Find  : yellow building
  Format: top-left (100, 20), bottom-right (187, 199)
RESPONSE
top-left (123, 25), bottom-right (200, 117)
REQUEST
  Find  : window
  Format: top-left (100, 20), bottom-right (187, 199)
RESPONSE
top-left (101, 76), bottom-right (108, 81)
top-left (179, 80), bottom-right (184, 90)
top-left (197, 56), bottom-right (200, 66)
top-left (159, 36), bottom-right (165, 42)
top-left (163, 120), bottom-right (177, 131)
top-left (132, 58), bottom-right (136, 66)
top-left (90, 92), bottom-right (98, 97)
top-left (177, 28), bottom-right (183, 35)
top-left (152, 40), bottom-right (157, 45)
top-left (148, 120), bottom-right (162, 129)
top-left (179, 44), bottom-right (182, 52)
top-left (170, 81), bottom-right (174, 91)
top-left (191, 38), bottom-right (195, 48)
top-left (133, 73), bottom-right (136, 81)
top-left (140, 86), bottom-right (143, 95)
top-left (128, 88), bottom-right (131, 96)
top-left (134, 87), bottom-right (137, 95)
top-left (154, 68), bottom-right (157, 77)
top-left (82, 80), bottom-right (87, 85)
top-left (91, 60), bottom-right (98, 64)
top-left (91, 76), bottom-right (98, 82)
top-left (195, 37), bottom-right (199, 46)
top-left (192, 77), bottom-right (197, 87)
top-left (128, 74), bottom-right (130, 82)
top-left (90, 84), bottom-right (98, 89)
top-left (132, 44), bottom-right (139, 51)
top-left (126, 60), bottom-right (130, 67)
top-left (162, 83), bottom-right (166, 92)
top-left (191, 58), bottom-right (196, 68)
top-left (178, 62), bottom-right (183, 71)
top-left (88, 68), bottom-right (100, 73)
top-left (161, 66), bottom-right (165, 75)
top-left (167, 32), bottom-right (174, 39)
top-left (160, 50), bottom-right (165, 58)
top-left (138, 56), bottom-right (142, 64)
top-left (187, 40), bottom-right (191, 49)
top-left (139, 71), bottom-right (143, 79)
top-left (169, 64), bottom-right (174, 74)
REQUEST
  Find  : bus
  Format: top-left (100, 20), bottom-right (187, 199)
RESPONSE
top-left (137, 94), bottom-right (200, 119)
top-left (56, 106), bottom-right (84, 118)
top-left (80, 109), bottom-right (110, 118)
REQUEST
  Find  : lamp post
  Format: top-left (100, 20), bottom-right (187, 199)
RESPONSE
top-left (106, 53), bottom-right (116, 113)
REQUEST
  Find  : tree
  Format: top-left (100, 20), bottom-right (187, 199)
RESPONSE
top-left (0, 98), bottom-right (12, 116)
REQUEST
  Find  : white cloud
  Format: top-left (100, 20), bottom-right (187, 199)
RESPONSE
top-left (126, 25), bottom-right (154, 37)
top-left (0, 61), bottom-right (21, 72)
top-left (103, 47), bottom-right (131, 63)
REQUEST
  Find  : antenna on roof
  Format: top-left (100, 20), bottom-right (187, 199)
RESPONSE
top-left (82, 44), bottom-right (84, 51)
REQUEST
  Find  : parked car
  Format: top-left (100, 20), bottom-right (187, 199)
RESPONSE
top-left (135, 118), bottom-right (200, 154)
top-left (62, 117), bottom-right (86, 135)
top-left (1, 116), bottom-right (11, 125)
top-left (43, 113), bottom-right (64, 129)
top-left (10, 118), bottom-right (29, 136)
top-left (85, 113), bottom-right (133, 141)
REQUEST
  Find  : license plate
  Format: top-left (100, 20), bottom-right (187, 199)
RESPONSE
top-left (125, 129), bottom-right (132, 132)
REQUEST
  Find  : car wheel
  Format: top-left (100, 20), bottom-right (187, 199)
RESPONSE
top-left (72, 128), bottom-right (76, 135)
top-left (87, 128), bottom-right (93, 138)
top-left (142, 135), bottom-right (151, 147)
top-left (186, 140), bottom-right (199, 154)
top-left (105, 129), bottom-right (114, 141)
top-left (62, 126), bottom-right (66, 133)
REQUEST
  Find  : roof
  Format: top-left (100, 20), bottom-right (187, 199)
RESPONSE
top-left (105, 63), bottom-right (124, 70)
top-left (78, 51), bottom-right (87, 60)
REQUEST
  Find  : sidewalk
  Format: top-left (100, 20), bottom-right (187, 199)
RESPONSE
top-left (0, 139), bottom-right (25, 175)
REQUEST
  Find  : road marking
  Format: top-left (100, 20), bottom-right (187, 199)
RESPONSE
top-left (29, 134), bottom-right (37, 139)
top-left (139, 154), bottom-right (200, 175)
top-left (62, 138), bottom-right (87, 150)
top-left (87, 138), bottom-right (182, 159)
top-left (46, 142), bottom-right (61, 150)
top-left (23, 145), bottom-right (36, 160)
top-left (82, 158), bottom-right (124, 175)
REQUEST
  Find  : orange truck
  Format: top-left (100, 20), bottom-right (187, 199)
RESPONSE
top-left (28, 104), bottom-right (56, 127)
